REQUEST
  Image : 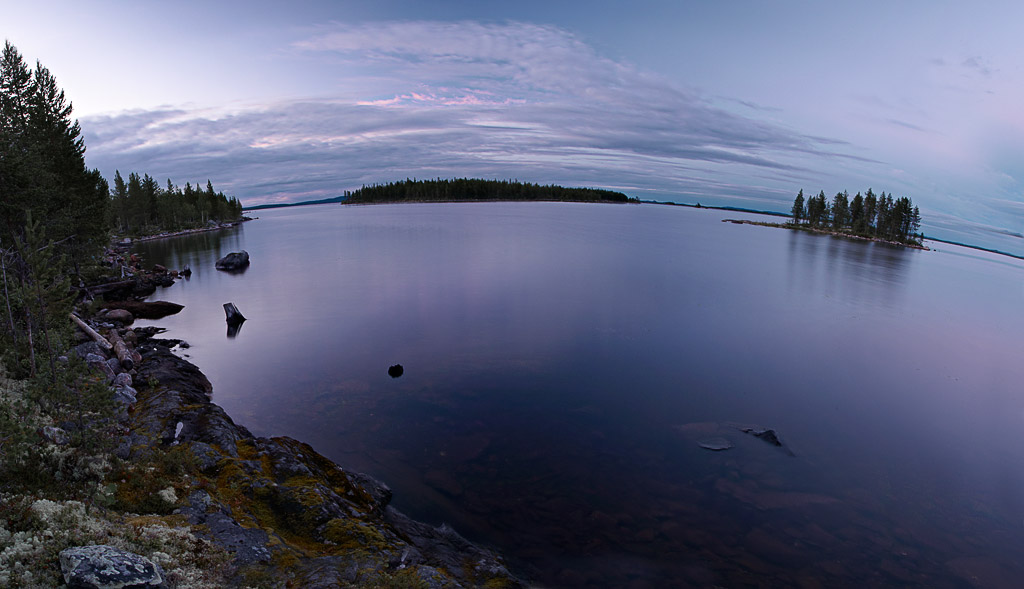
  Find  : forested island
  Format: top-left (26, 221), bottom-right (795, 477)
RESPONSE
top-left (789, 189), bottom-right (922, 246)
top-left (342, 177), bottom-right (635, 204)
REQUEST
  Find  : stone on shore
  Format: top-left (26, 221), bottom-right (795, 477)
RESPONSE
top-left (215, 250), bottom-right (249, 271)
top-left (103, 309), bottom-right (134, 325)
top-left (59, 544), bottom-right (166, 589)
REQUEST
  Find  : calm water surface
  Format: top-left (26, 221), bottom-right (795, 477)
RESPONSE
top-left (134, 202), bottom-right (1024, 587)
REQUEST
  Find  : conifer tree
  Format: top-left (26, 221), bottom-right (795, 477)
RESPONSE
top-left (791, 189), bottom-right (805, 224)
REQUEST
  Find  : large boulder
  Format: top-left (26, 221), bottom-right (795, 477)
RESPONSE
top-left (59, 544), bottom-right (166, 588)
top-left (215, 250), bottom-right (250, 272)
top-left (103, 309), bottom-right (135, 325)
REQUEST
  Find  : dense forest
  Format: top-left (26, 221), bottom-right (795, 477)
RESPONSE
top-left (343, 178), bottom-right (634, 204)
top-left (108, 172), bottom-right (242, 235)
top-left (1, 41), bottom-right (111, 379)
top-left (790, 188), bottom-right (922, 245)
top-left (0, 41), bottom-right (241, 380)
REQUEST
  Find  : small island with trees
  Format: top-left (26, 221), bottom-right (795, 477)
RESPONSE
top-left (342, 177), bottom-right (636, 204)
top-left (726, 189), bottom-right (924, 248)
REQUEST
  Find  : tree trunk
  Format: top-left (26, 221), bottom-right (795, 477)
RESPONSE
top-left (1, 252), bottom-right (16, 343)
top-left (24, 307), bottom-right (35, 377)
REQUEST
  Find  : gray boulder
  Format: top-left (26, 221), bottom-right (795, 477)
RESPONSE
top-left (215, 250), bottom-right (249, 272)
top-left (41, 425), bottom-right (71, 445)
top-left (103, 309), bottom-right (134, 325)
top-left (113, 372), bottom-right (133, 389)
top-left (59, 544), bottom-right (166, 588)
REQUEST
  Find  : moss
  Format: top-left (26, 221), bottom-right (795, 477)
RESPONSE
top-left (323, 518), bottom-right (388, 553)
top-left (366, 567), bottom-right (430, 589)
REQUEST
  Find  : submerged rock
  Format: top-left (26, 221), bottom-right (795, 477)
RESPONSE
top-left (215, 250), bottom-right (250, 272)
top-left (59, 544), bottom-right (166, 588)
top-left (733, 424), bottom-right (795, 456)
top-left (698, 437), bottom-right (734, 451)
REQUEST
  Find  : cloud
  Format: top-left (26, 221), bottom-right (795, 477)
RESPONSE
top-left (961, 56), bottom-right (995, 78)
top-left (82, 21), bottom-right (870, 208)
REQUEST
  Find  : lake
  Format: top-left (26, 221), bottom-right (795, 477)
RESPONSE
top-left (134, 202), bottom-right (1024, 587)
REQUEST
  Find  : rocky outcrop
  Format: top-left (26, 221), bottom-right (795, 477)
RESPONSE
top-left (59, 545), bottom-right (166, 589)
top-left (118, 334), bottom-right (525, 587)
top-left (68, 248), bottom-right (524, 587)
top-left (215, 250), bottom-right (250, 272)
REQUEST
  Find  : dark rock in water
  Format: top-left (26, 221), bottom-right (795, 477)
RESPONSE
top-left (215, 250), bottom-right (250, 272)
top-left (735, 425), bottom-right (795, 456)
top-left (698, 437), bottom-right (734, 451)
top-left (388, 364), bottom-right (404, 378)
top-left (59, 544), bottom-right (166, 588)
top-left (103, 300), bottom-right (184, 320)
top-left (740, 427), bottom-right (782, 446)
top-left (152, 264), bottom-right (167, 274)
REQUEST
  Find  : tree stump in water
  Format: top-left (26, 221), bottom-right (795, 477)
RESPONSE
top-left (223, 303), bottom-right (245, 324)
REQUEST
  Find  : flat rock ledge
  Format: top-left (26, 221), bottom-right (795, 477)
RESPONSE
top-left (59, 544), bottom-right (166, 589)
top-left (120, 335), bottom-right (526, 588)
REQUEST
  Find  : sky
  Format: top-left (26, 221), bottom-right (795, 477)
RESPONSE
top-left (5, 0), bottom-right (1024, 253)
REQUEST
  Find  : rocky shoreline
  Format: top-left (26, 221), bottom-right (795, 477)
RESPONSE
top-left (69, 256), bottom-right (527, 587)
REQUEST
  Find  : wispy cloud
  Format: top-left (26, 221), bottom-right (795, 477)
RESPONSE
top-left (82, 21), bottom-right (869, 207)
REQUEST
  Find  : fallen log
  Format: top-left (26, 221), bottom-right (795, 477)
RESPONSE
top-left (70, 314), bottom-right (113, 351)
top-left (107, 329), bottom-right (134, 371)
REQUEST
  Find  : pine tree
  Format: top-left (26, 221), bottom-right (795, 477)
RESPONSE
top-left (791, 189), bottom-right (805, 224)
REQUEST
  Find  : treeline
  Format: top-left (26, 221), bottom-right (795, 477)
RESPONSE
top-left (790, 189), bottom-right (922, 245)
top-left (1, 41), bottom-right (110, 379)
top-left (109, 172), bottom-right (242, 235)
top-left (343, 178), bottom-right (634, 204)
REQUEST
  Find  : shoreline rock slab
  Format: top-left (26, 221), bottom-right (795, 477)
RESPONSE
top-left (124, 335), bottom-right (525, 587)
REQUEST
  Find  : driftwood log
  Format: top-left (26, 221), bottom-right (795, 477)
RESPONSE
top-left (107, 329), bottom-right (134, 371)
top-left (70, 314), bottom-right (113, 351)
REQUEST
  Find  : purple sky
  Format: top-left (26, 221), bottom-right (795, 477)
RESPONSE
top-left (6, 0), bottom-right (1024, 253)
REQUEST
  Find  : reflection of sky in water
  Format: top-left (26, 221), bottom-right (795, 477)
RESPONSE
top-left (134, 203), bottom-right (1024, 587)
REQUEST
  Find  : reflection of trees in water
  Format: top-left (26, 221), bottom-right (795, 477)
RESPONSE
top-left (132, 225), bottom-right (245, 276)
top-left (786, 230), bottom-right (916, 310)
